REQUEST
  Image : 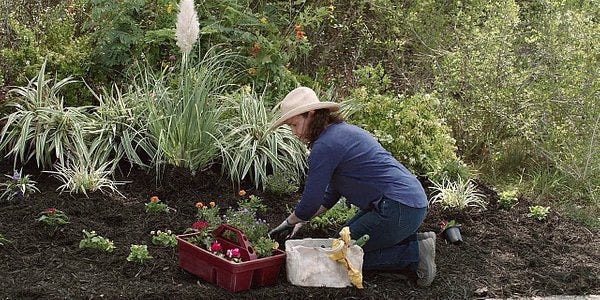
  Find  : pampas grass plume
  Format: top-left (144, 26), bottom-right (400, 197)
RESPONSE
top-left (175, 0), bottom-right (200, 55)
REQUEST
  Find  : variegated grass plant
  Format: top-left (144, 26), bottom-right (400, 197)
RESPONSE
top-left (0, 61), bottom-right (95, 168)
top-left (429, 177), bottom-right (487, 210)
top-left (45, 132), bottom-right (127, 197)
top-left (88, 83), bottom-right (156, 170)
top-left (217, 88), bottom-right (307, 189)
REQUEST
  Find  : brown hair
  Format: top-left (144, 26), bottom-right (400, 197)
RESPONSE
top-left (304, 109), bottom-right (345, 148)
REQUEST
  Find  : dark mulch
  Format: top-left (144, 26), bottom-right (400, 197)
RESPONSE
top-left (0, 160), bottom-right (598, 299)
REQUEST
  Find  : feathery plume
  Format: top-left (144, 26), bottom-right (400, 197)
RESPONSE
top-left (175, 0), bottom-right (200, 55)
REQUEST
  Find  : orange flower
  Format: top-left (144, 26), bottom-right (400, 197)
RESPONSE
top-left (238, 190), bottom-right (246, 196)
top-left (295, 24), bottom-right (302, 32)
top-left (251, 42), bottom-right (261, 57)
top-left (209, 201), bottom-right (216, 207)
top-left (195, 202), bottom-right (204, 208)
top-left (150, 196), bottom-right (159, 203)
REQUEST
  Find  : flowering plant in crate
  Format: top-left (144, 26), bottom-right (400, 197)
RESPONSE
top-left (223, 193), bottom-right (279, 258)
top-left (187, 193), bottom-right (278, 260)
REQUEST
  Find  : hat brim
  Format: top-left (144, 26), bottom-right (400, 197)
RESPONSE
top-left (268, 102), bottom-right (340, 132)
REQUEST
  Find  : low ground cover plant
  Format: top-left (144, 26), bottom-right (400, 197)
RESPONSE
top-left (127, 244), bottom-right (153, 264)
top-left (79, 230), bottom-right (115, 252)
top-left (145, 196), bottom-right (170, 214)
top-left (151, 230), bottom-right (177, 247)
top-left (528, 205), bottom-right (550, 221)
top-left (36, 208), bottom-right (69, 229)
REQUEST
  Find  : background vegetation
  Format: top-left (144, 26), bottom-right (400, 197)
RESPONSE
top-left (1, 0), bottom-right (597, 227)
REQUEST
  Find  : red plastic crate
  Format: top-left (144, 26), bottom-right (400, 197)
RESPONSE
top-left (176, 224), bottom-right (286, 292)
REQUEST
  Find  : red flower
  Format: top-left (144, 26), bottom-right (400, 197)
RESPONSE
top-left (211, 241), bottom-right (222, 252)
top-left (46, 208), bottom-right (57, 214)
top-left (192, 221), bottom-right (209, 230)
top-left (227, 248), bottom-right (241, 258)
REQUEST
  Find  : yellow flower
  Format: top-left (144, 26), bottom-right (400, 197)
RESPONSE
top-left (247, 68), bottom-right (256, 76)
top-left (260, 17), bottom-right (268, 24)
top-left (166, 3), bottom-right (174, 13)
top-left (195, 202), bottom-right (204, 208)
top-left (238, 190), bottom-right (247, 196)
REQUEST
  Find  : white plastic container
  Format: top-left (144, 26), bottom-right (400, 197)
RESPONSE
top-left (284, 238), bottom-right (364, 287)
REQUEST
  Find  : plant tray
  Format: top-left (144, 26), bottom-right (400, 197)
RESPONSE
top-left (176, 224), bottom-right (285, 292)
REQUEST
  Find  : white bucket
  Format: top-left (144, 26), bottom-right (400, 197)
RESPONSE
top-left (284, 238), bottom-right (364, 287)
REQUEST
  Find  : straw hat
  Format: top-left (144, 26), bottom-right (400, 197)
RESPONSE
top-left (269, 87), bottom-right (339, 131)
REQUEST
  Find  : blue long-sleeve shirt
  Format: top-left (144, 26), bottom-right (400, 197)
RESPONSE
top-left (294, 122), bottom-right (428, 221)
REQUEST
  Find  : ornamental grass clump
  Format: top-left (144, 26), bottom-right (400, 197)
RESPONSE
top-left (429, 177), bottom-right (487, 210)
top-left (0, 169), bottom-right (40, 201)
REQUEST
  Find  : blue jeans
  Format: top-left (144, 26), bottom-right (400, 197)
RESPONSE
top-left (340, 197), bottom-right (426, 271)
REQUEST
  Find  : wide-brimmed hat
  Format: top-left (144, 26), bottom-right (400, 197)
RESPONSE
top-left (268, 87), bottom-right (340, 131)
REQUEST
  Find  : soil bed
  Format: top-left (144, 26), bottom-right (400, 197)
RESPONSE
top-left (0, 160), bottom-right (598, 299)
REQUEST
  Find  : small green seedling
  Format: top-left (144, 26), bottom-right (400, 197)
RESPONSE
top-left (527, 205), bottom-right (550, 221)
top-left (127, 244), bottom-right (153, 264)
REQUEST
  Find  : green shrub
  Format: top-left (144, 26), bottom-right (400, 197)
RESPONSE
top-left (344, 67), bottom-right (468, 181)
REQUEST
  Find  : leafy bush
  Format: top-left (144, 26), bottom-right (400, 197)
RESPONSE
top-left (0, 3), bottom-right (93, 106)
top-left (45, 133), bottom-right (126, 197)
top-left (344, 66), bottom-right (469, 181)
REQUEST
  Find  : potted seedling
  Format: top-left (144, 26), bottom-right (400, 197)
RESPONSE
top-left (440, 220), bottom-right (463, 244)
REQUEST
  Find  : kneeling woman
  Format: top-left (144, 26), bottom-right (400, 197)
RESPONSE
top-left (268, 86), bottom-right (436, 286)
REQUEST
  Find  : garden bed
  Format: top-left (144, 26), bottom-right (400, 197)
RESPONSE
top-left (0, 160), bottom-right (598, 299)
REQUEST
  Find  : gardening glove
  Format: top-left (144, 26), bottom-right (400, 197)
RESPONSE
top-left (269, 219), bottom-right (294, 243)
top-left (288, 221), bottom-right (307, 238)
